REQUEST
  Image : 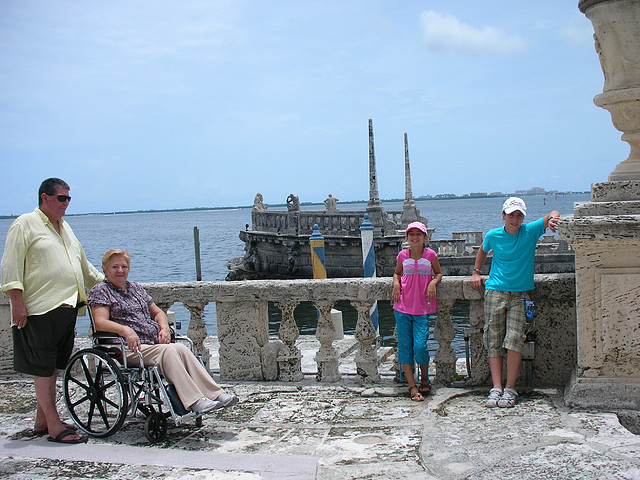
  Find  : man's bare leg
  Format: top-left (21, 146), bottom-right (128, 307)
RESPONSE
top-left (34, 373), bottom-right (82, 441)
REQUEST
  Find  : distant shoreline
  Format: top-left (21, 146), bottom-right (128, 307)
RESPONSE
top-left (0, 191), bottom-right (589, 220)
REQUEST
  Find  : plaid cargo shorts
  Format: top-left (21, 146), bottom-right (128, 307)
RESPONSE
top-left (483, 289), bottom-right (527, 357)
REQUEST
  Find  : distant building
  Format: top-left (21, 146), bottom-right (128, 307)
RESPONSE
top-left (434, 194), bottom-right (457, 199)
top-left (469, 192), bottom-right (488, 197)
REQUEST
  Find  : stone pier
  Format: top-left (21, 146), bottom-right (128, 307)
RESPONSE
top-left (561, 0), bottom-right (640, 410)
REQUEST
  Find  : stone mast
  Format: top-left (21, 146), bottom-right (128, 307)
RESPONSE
top-left (400, 132), bottom-right (429, 229)
top-left (367, 119), bottom-right (382, 209)
top-left (560, 0), bottom-right (640, 410)
top-left (366, 119), bottom-right (394, 233)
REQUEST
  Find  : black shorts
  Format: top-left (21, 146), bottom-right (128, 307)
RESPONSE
top-left (12, 306), bottom-right (77, 377)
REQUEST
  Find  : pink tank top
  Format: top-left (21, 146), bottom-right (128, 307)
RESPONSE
top-left (393, 248), bottom-right (438, 315)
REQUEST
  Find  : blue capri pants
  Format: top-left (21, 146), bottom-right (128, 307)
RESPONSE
top-left (394, 310), bottom-right (430, 366)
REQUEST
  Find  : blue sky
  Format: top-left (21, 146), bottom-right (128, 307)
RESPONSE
top-left (0, 1), bottom-right (628, 215)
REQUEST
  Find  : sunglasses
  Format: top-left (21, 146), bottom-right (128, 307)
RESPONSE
top-left (49, 194), bottom-right (72, 202)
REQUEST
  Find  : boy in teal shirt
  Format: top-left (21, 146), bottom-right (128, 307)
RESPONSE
top-left (471, 197), bottom-right (560, 408)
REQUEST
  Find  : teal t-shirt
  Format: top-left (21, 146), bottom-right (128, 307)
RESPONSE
top-left (483, 217), bottom-right (545, 292)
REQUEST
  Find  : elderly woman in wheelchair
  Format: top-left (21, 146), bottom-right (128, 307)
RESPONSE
top-left (87, 249), bottom-right (237, 414)
top-left (63, 248), bottom-right (238, 442)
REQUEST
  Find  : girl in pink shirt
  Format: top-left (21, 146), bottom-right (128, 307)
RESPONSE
top-left (392, 222), bottom-right (442, 401)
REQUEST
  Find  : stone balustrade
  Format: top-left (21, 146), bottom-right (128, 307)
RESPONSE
top-left (251, 209), bottom-right (405, 237)
top-left (0, 274), bottom-right (576, 387)
top-left (452, 231), bottom-right (483, 246)
top-left (429, 239), bottom-right (469, 256)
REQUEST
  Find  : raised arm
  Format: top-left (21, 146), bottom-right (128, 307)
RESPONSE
top-left (544, 210), bottom-right (561, 233)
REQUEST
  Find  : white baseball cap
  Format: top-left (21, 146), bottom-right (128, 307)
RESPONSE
top-left (502, 197), bottom-right (527, 216)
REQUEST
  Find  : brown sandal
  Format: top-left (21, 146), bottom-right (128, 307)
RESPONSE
top-left (418, 381), bottom-right (431, 395)
top-left (408, 385), bottom-right (424, 402)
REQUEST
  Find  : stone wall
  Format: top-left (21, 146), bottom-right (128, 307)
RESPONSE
top-left (0, 275), bottom-right (577, 388)
top-left (0, 297), bottom-right (11, 373)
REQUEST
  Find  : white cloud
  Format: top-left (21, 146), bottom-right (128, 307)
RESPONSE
top-left (419, 10), bottom-right (527, 56)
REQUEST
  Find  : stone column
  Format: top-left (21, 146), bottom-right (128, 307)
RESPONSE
top-left (275, 301), bottom-right (304, 381)
top-left (183, 302), bottom-right (210, 367)
top-left (561, 0), bottom-right (640, 409)
top-left (433, 299), bottom-right (457, 385)
top-left (351, 300), bottom-right (380, 382)
top-left (217, 300), bottom-right (269, 381)
top-left (313, 299), bottom-right (340, 382)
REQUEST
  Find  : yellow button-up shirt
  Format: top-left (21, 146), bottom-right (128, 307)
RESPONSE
top-left (1, 208), bottom-right (104, 316)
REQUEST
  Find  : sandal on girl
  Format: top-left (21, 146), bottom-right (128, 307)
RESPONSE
top-left (408, 385), bottom-right (424, 402)
top-left (418, 381), bottom-right (431, 395)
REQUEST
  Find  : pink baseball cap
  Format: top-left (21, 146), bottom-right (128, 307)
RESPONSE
top-left (502, 197), bottom-right (527, 216)
top-left (405, 221), bottom-right (427, 235)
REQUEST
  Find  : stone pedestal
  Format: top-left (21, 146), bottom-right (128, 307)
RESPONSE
top-left (560, 181), bottom-right (640, 409)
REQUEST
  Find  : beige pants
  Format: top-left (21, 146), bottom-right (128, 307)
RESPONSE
top-left (126, 343), bottom-right (222, 410)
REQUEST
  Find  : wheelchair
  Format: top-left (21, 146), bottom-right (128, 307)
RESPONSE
top-left (63, 309), bottom-right (208, 443)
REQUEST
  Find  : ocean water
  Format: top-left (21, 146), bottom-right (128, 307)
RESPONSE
top-left (0, 193), bottom-right (588, 355)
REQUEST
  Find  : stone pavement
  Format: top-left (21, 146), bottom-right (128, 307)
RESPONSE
top-left (1, 374), bottom-right (639, 480)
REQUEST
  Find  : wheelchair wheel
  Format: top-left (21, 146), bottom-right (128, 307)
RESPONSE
top-left (144, 411), bottom-right (167, 443)
top-left (64, 348), bottom-right (129, 438)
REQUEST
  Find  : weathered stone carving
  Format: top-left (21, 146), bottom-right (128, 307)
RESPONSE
top-left (252, 193), bottom-right (268, 211)
top-left (561, 0), bottom-right (640, 410)
top-left (433, 299), bottom-right (457, 385)
top-left (351, 300), bottom-right (379, 382)
top-left (275, 301), bottom-right (304, 381)
top-left (580, 0), bottom-right (640, 181)
top-left (324, 194), bottom-right (339, 213)
top-left (286, 193), bottom-right (300, 212)
top-left (313, 299), bottom-right (340, 382)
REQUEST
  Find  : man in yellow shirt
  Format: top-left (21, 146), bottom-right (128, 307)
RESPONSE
top-left (1, 178), bottom-right (103, 443)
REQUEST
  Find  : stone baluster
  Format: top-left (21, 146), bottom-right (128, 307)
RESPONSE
top-left (184, 301), bottom-right (210, 368)
top-left (274, 301), bottom-right (304, 381)
top-left (313, 300), bottom-right (340, 382)
top-left (468, 299), bottom-right (488, 384)
top-left (155, 301), bottom-right (175, 338)
top-left (351, 300), bottom-right (380, 382)
top-left (433, 299), bottom-right (457, 385)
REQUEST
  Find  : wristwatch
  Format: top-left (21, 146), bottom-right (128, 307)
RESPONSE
top-left (473, 268), bottom-right (482, 274)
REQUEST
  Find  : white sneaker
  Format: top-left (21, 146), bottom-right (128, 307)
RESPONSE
top-left (485, 387), bottom-right (502, 408)
top-left (191, 397), bottom-right (221, 414)
top-left (498, 387), bottom-right (518, 408)
top-left (216, 393), bottom-right (239, 408)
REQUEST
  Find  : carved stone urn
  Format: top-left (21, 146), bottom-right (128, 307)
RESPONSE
top-left (580, 0), bottom-right (640, 182)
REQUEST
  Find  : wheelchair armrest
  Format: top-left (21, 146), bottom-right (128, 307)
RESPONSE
top-left (91, 331), bottom-right (133, 367)
top-left (93, 331), bottom-right (124, 341)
